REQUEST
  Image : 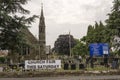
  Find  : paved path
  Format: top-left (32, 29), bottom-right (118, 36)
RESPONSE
top-left (0, 75), bottom-right (120, 80)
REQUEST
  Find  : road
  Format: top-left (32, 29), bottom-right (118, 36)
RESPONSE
top-left (0, 75), bottom-right (120, 80)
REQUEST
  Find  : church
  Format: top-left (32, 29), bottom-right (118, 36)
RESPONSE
top-left (8, 4), bottom-right (48, 63)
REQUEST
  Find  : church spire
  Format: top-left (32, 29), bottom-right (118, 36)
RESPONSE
top-left (41, 3), bottom-right (44, 17)
top-left (38, 3), bottom-right (46, 59)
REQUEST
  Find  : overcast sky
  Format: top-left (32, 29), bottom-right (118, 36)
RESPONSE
top-left (24, 0), bottom-right (113, 47)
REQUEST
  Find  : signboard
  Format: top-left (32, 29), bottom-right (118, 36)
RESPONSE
top-left (25, 60), bottom-right (61, 70)
top-left (89, 43), bottom-right (109, 57)
top-left (102, 44), bottom-right (109, 54)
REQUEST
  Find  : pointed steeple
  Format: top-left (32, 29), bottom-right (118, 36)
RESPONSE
top-left (40, 3), bottom-right (45, 25)
top-left (41, 3), bottom-right (44, 17)
top-left (38, 3), bottom-right (46, 59)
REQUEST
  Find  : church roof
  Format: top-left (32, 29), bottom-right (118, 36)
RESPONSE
top-left (22, 28), bottom-right (38, 45)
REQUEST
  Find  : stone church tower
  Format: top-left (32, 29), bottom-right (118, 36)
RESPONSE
top-left (8, 4), bottom-right (47, 63)
top-left (38, 4), bottom-right (46, 59)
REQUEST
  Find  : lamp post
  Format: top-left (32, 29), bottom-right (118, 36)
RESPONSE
top-left (69, 31), bottom-right (72, 58)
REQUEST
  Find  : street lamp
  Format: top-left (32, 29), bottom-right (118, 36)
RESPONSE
top-left (69, 31), bottom-right (72, 58)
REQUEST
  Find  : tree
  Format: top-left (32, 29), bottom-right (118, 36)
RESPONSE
top-left (82, 21), bottom-right (106, 44)
top-left (105, 0), bottom-right (120, 54)
top-left (72, 40), bottom-right (88, 57)
top-left (54, 34), bottom-right (77, 55)
top-left (0, 0), bottom-right (37, 53)
top-left (0, 0), bottom-right (37, 63)
top-left (81, 0), bottom-right (120, 56)
top-left (105, 0), bottom-right (120, 37)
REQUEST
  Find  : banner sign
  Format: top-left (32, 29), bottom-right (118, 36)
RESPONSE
top-left (25, 60), bottom-right (61, 70)
top-left (89, 43), bottom-right (109, 57)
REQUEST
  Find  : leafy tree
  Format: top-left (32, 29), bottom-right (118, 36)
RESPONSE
top-left (81, 21), bottom-right (107, 56)
top-left (81, 0), bottom-right (120, 56)
top-left (105, 0), bottom-right (120, 54)
top-left (87, 25), bottom-right (94, 35)
top-left (0, 0), bottom-right (38, 63)
top-left (72, 40), bottom-right (88, 57)
top-left (105, 0), bottom-right (120, 37)
top-left (0, 0), bottom-right (37, 53)
top-left (86, 24), bottom-right (96, 43)
top-left (54, 34), bottom-right (77, 55)
top-left (82, 21), bottom-right (106, 44)
top-left (94, 21), bottom-right (99, 31)
top-left (0, 57), bottom-right (5, 63)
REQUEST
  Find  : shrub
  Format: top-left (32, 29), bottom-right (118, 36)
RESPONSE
top-left (0, 57), bottom-right (5, 63)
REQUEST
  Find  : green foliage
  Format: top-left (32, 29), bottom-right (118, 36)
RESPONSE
top-left (81, 21), bottom-right (106, 44)
top-left (106, 0), bottom-right (120, 35)
top-left (105, 0), bottom-right (120, 53)
top-left (80, 21), bottom-right (111, 56)
top-left (54, 34), bottom-right (77, 55)
top-left (0, 0), bottom-right (30, 14)
top-left (72, 40), bottom-right (88, 57)
top-left (0, 57), bottom-right (5, 63)
top-left (0, 0), bottom-right (37, 53)
top-left (80, 0), bottom-right (120, 56)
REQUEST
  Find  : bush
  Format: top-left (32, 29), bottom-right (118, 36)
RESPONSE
top-left (0, 57), bottom-right (5, 63)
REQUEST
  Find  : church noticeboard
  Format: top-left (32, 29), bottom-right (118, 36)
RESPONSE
top-left (25, 60), bottom-right (61, 70)
top-left (89, 43), bottom-right (109, 57)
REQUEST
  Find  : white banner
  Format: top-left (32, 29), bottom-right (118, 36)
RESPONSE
top-left (25, 60), bottom-right (61, 70)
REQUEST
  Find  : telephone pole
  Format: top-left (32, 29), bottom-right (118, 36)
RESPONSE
top-left (69, 31), bottom-right (72, 58)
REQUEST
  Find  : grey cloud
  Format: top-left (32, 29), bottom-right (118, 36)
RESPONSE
top-left (26, 0), bottom-right (113, 47)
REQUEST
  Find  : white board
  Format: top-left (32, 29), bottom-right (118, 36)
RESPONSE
top-left (25, 60), bottom-right (61, 70)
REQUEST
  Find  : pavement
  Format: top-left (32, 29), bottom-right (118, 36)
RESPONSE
top-left (0, 75), bottom-right (120, 80)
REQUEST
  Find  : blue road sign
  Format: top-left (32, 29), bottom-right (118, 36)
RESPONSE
top-left (89, 43), bottom-right (109, 57)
